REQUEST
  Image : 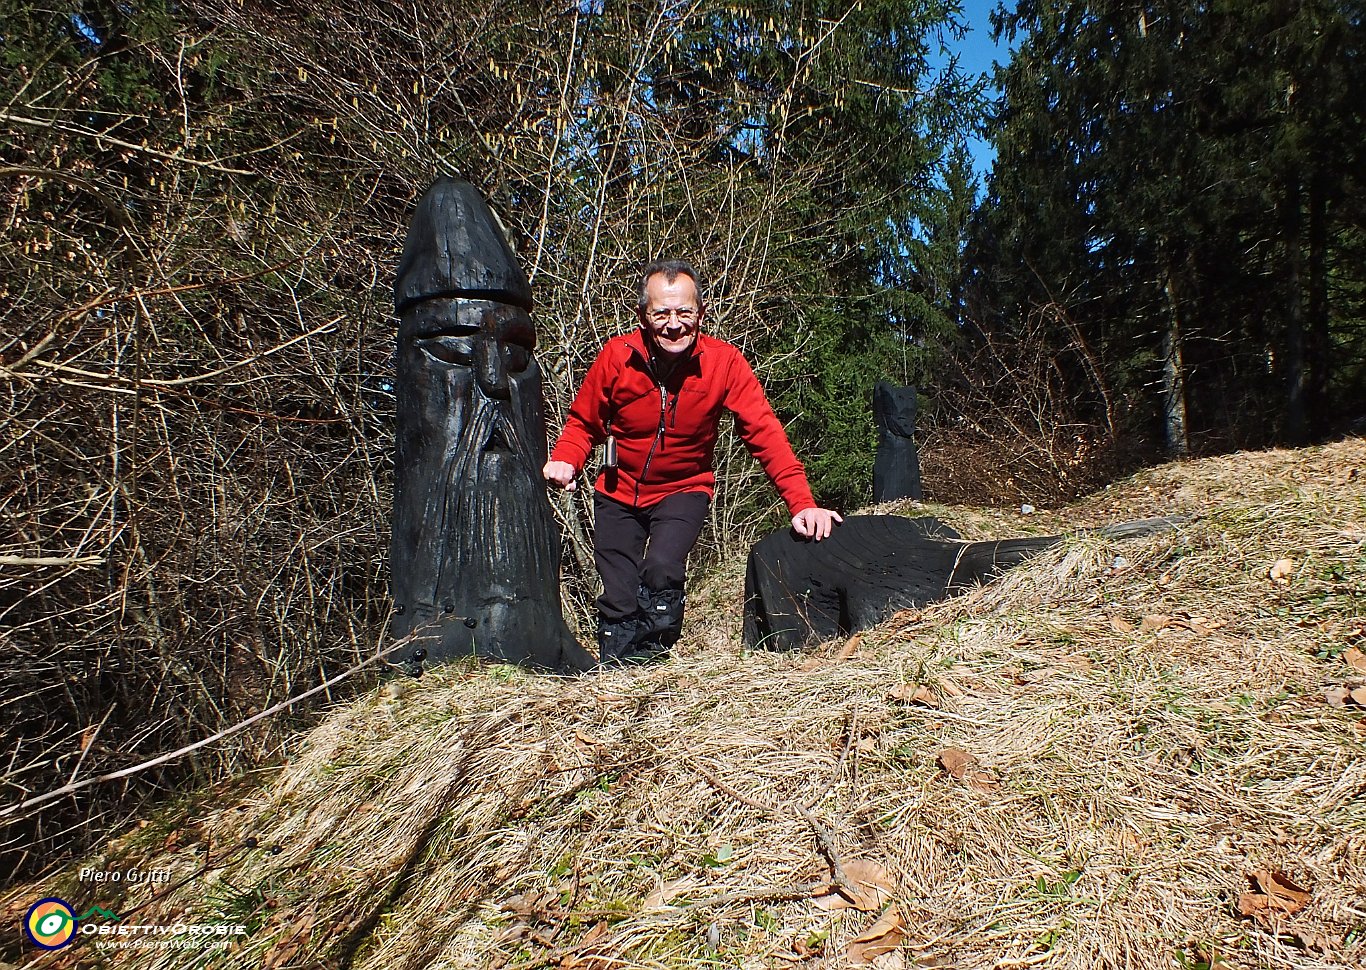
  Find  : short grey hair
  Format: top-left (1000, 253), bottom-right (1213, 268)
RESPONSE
top-left (637, 259), bottom-right (704, 311)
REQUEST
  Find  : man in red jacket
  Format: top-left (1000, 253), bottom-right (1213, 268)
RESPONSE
top-left (543, 259), bottom-right (842, 664)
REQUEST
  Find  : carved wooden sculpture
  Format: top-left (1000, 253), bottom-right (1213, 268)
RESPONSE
top-left (391, 178), bottom-right (593, 672)
top-left (871, 382), bottom-right (922, 502)
top-left (743, 514), bottom-right (1178, 650)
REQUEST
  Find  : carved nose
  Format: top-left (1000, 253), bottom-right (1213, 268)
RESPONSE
top-left (476, 340), bottom-right (510, 399)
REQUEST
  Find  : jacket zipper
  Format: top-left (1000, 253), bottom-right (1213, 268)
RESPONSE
top-left (634, 384), bottom-right (668, 505)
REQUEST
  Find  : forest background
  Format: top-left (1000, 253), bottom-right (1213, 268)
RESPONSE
top-left (2, 0), bottom-right (1362, 880)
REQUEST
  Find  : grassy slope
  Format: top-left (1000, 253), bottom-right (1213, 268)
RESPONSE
top-left (4, 439), bottom-right (1365, 970)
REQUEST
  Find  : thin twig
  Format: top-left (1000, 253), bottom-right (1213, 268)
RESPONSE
top-left (16, 317), bottom-right (338, 388)
top-left (0, 555), bottom-right (105, 567)
top-left (0, 112), bottom-right (254, 174)
top-left (693, 760), bottom-right (856, 898)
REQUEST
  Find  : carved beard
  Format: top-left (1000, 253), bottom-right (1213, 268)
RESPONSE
top-left (436, 386), bottom-right (558, 645)
top-left (390, 302), bottom-right (585, 668)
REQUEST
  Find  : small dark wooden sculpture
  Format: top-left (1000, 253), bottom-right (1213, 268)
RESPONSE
top-left (743, 515), bottom-right (1179, 650)
top-left (872, 382), bottom-right (922, 502)
top-left (391, 178), bottom-right (593, 672)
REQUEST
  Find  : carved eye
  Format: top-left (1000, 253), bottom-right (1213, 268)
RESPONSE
top-left (415, 335), bottom-right (476, 366)
top-left (504, 344), bottom-right (530, 373)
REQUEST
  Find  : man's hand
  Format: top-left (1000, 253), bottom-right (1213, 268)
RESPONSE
top-left (791, 507), bottom-right (843, 541)
top-left (543, 460), bottom-right (578, 491)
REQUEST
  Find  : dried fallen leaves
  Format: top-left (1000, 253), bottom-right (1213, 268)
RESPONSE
top-left (888, 684), bottom-right (940, 708)
top-left (559, 922), bottom-right (613, 970)
top-left (801, 634), bottom-right (863, 671)
top-left (1135, 613), bottom-right (1220, 635)
top-left (889, 608), bottom-right (923, 631)
top-left (835, 634), bottom-right (864, 661)
top-left (1237, 870), bottom-right (1311, 927)
top-left (813, 860), bottom-right (896, 912)
top-left (496, 891), bottom-right (568, 949)
top-left (937, 748), bottom-right (1000, 793)
top-left (1269, 558), bottom-right (1297, 583)
top-left (1110, 611), bottom-right (1226, 637)
top-left (811, 861), bottom-right (907, 964)
top-left (1323, 684), bottom-right (1366, 708)
top-left (261, 902), bottom-right (319, 970)
top-left (500, 891), bottom-right (560, 921)
top-left (641, 876), bottom-right (699, 910)
top-left (846, 905), bottom-right (907, 964)
top-left (1343, 646), bottom-right (1366, 675)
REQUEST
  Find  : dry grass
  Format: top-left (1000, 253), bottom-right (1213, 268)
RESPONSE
top-left (5, 439), bottom-right (1365, 970)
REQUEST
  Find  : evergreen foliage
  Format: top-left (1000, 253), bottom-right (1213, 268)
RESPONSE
top-left (967, 0), bottom-right (1366, 454)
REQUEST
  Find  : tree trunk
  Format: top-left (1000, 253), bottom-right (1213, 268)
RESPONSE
top-left (1307, 166), bottom-right (1329, 437)
top-left (1162, 267), bottom-right (1190, 457)
top-left (1283, 175), bottom-right (1309, 444)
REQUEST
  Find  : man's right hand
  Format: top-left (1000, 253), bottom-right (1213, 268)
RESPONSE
top-left (543, 460), bottom-right (578, 491)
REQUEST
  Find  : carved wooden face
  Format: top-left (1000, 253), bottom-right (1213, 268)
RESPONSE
top-left (400, 298), bottom-right (541, 460)
top-left (391, 297), bottom-right (561, 664)
top-left (873, 382), bottom-right (919, 437)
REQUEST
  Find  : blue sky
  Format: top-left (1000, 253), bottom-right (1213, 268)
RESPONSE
top-left (934, 0), bottom-right (1012, 179)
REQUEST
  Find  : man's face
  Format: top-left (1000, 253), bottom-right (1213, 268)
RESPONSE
top-left (639, 273), bottom-right (703, 356)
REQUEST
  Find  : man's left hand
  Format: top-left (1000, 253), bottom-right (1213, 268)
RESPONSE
top-left (791, 507), bottom-right (843, 541)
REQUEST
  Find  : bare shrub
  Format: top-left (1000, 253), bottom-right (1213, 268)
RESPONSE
top-left (3, 0), bottom-right (966, 878)
top-left (920, 303), bottom-right (1146, 507)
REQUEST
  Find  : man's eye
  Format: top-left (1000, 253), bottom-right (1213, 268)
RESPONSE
top-left (415, 336), bottom-right (475, 365)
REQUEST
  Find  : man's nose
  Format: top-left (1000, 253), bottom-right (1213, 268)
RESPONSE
top-left (476, 339), bottom-right (510, 399)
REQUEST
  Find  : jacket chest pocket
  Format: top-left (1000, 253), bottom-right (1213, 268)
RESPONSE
top-left (612, 386), bottom-right (666, 439)
top-left (665, 386), bottom-right (717, 440)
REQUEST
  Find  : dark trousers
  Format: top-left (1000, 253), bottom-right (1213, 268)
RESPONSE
top-left (593, 490), bottom-right (710, 621)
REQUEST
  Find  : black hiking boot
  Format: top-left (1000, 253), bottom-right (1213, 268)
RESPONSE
top-left (618, 586), bottom-right (684, 664)
top-left (595, 615), bottom-right (641, 668)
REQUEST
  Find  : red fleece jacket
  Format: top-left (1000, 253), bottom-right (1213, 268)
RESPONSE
top-left (550, 329), bottom-right (816, 516)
